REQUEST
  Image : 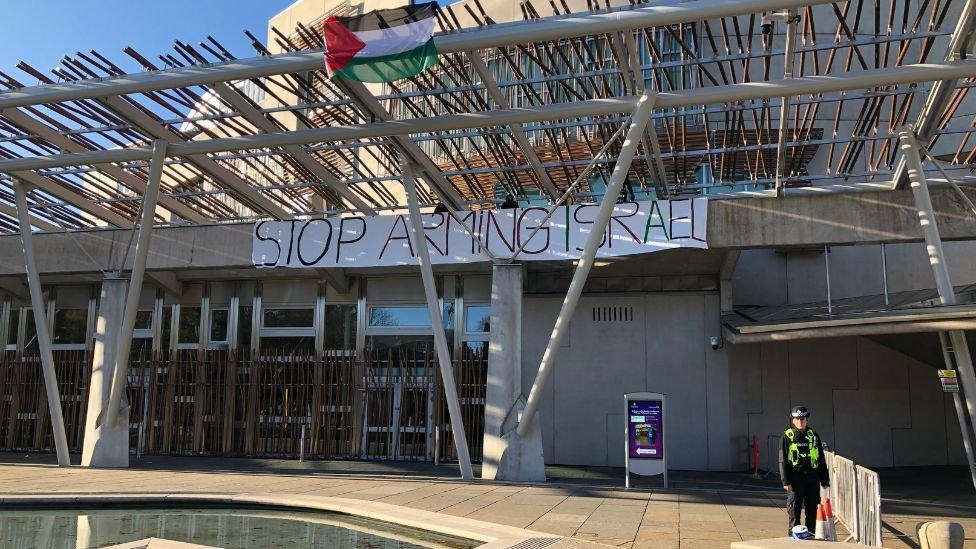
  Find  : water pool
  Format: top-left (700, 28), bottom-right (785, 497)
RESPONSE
top-left (0, 506), bottom-right (480, 549)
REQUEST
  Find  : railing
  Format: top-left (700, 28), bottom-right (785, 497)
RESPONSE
top-left (825, 450), bottom-right (883, 546)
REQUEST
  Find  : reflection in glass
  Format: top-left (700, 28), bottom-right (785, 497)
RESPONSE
top-left (161, 307), bottom-right (172, 349)
top-left (369, 306), bottom-right (430, 327)
top-left (261, 336), bottom-right (314, 356)
top-left (263, 308), bottom-right (314, 328)
top-left (6, 310), bottom-right (18, 346)
top-left (178, 307), bottom-right (201, 344)
top-left (134, 310), bottom-right (153, 330)
top-left (24, 310), bottom-right (36, 351)
top-left (52, 308), bottom-right (87, 345)
top-left (210, 308), bottom-right (229, 342)
top-left (464, 305), bottom-right (491, 333)
top-left (325, 304), bottom-right (357, 350)
top-left (238, 306), bottom-right (253, 346)
top-left (365, 335), bottom-right (435, 374)
top-left (368, 305), bottom-right (453, 328)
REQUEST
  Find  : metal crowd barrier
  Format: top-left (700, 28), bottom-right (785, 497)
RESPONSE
top-left (824, 450), bottom-right (883, 546)
top-left (855, 465), bottom-right (883, 546)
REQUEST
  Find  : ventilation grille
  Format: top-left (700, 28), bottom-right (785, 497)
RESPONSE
top-left (592, 306), bottom-right (634, 322)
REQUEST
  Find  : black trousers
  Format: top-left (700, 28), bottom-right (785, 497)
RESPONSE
top-left (786, 468), bottom-right (822, 534)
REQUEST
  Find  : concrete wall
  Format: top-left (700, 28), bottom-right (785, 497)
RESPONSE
top-left (521, 292), bottom-right (734, 470)
top-left (728, 336), bottom-right (966, 470)
top-left (734, 240), bottom-right (976, 307)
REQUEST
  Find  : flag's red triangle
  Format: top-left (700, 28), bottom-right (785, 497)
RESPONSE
top-left (322, 16), bottom-right (366, 73)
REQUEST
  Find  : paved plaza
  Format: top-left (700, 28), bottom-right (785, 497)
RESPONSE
top-left (0, 457), bottom-right (973, 548)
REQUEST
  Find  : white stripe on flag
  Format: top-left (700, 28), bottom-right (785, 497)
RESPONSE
top-left (352, 17), bottom-right (436, 58)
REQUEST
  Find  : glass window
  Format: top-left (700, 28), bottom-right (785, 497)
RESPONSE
top-left (6, 311), bottom-right (18, 346)
top-left (24, 310), bottom-right (37, 351)
top-left (365, 334), bottom-right (435, 373)
top-left (464, 305), bottom-right (491, 333)
top-left (130, 337), bottom-right (153, 360)
top-left (53, 308), bottom-right (87, 345)
top-left (161, 307), bottom-right (172, 349)
top-left (178, 307), bottom-right (201, 344)
top-left (443, 302), bottom-right (454, 331)
top-left (210, 308), bottom-right (229, 343)
top-left (263, 308), bottom-right (314, 328)
top-left (238, 306), bottom-right (253, 347)
top-left (368, 305), bottom-right (453, 328)
top-left (463, 341), bottom-right (488, 357)
top-left (134, 310), bottom-right (153, 330)
top-left (260, 336), bottom-right (314, 356)
top-left (369, 306), bottom-right (430, 327)
top-left (324, 304), bottom-right (357, 351)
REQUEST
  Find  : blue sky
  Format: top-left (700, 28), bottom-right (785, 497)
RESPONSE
top-left (0, 1), bottom-right (296, 84)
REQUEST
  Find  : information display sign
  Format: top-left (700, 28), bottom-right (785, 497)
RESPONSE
top-left (939, 369), bottom-right (960, 393)
top-left (628, 399), bottom-right (664, 460)
top-left (624, 392), bottom-right (667, 488)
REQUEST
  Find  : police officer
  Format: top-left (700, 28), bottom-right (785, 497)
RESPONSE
top-left (779, 405), bottom-right (829, 534)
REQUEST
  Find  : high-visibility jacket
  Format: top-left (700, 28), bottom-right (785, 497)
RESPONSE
top-left (778, 426), bottom-right (829, 487)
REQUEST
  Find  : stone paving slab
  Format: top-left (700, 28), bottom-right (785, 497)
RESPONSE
top-left (0, 460), bottom-right (972, 548)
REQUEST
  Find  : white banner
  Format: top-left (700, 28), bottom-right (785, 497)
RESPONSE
top-left (252, 198), bottom-right (707, 268)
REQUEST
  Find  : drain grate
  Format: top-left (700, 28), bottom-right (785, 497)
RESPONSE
top-left (507, 538), bottom-right (561, 549)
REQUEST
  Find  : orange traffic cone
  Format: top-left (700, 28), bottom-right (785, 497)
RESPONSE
top-left (814, 504), bottom-right (828, 540)
top-left (823, 497), bottom-right (837, 541)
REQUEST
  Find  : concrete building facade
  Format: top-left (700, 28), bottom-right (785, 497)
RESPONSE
top-left (0, 0), bottom-right (974, 481)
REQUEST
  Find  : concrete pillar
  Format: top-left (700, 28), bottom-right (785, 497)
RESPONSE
top-left (482, 263), bottom-right (546, 481)
top-left (81, 276), bottom-right (130, 467)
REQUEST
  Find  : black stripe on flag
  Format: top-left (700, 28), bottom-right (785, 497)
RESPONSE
top-left (339, 2), bottom-right (437, 32)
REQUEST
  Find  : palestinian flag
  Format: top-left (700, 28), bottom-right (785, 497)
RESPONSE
top-left (323, 2), bottom-right (439, 83)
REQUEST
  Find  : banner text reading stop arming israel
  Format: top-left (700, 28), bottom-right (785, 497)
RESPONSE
top-left (252, 198), bottom-right (707, 268)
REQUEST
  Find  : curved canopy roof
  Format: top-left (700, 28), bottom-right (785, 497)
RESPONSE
top-left (1, 0), bottom-right (975, 233)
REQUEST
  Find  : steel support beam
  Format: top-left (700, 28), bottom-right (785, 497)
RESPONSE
top-left (0, 202), bottom-right (58, 232)
top-left (892, 0), bottom-right (976, 189)
top-left (774, 9), bottom-right (799, 195)
top-left (209, 82), bottom-right (376, 214)
top-left (8, 60), bottom-right (976, 175)
top-left (1, 108), bottom-right (205, 222)
top-left (517, 90), bottom-right (656, 437)
top-left (12, 170), bottom-right (132, 228)
top-left (104, 140), bottom-right (168, 428)
top-left (899, 128), bottom-right (976, 491)
top-left (100, 96), bottom-right (291, 220)
top-left (402, 161), bottom-right (474, 480)
top-left (337, 80), bottom-right (465, 210)
top-left (468, 51), bottom-right (560, 200)
top-left (0, 0), bottom-right (840, 111)
top-left (12, 179), bottom-right (70, 466)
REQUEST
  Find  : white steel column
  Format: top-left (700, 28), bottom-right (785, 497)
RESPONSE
top-left (899, 128), bottom-right (976, 489)
top-left (12, 179), bottom-right (70, 466)
top-left (402, 161), bottom-right (475, 481)
top-left (517, 90), bottom-right (657, 437)
top-left (104, 139), bottom-right (167, 428)
top-left (774, 9), bottom-right (799, 195)
top-left (939, 332), bottom-right (976, 489)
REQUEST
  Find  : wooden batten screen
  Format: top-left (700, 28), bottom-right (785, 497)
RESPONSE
top-left (0, 346), bottom-right (487, 462)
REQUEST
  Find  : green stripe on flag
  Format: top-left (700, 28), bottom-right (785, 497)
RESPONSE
top-left (335, 40), bottom-right (437, 83)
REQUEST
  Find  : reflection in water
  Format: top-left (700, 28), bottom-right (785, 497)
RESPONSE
top-left (0, 507), bottom-right (476, 549)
